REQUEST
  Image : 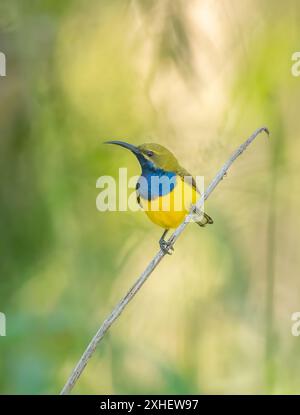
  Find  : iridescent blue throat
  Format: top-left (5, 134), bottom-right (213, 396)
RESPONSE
top-left (137, 159), bottom-right (176, 201)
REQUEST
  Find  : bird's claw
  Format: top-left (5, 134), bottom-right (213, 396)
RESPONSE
top-left (159, 239), bottom-right (174, 255)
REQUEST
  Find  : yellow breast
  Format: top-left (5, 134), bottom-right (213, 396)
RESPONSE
top-left (139, 176), bottom-right (199, 229)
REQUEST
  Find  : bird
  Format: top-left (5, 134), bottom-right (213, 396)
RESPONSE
top-left (105, 141), bottom-right (213, 254)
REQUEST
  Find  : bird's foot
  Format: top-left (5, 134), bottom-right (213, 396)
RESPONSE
top-left (159, 238), bottom-right (174, 255)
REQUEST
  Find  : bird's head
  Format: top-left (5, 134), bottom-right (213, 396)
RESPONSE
top-left (105, 141), bottom-right (180, 172)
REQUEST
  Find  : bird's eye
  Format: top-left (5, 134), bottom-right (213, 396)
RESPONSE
top-left (147, 151), bottom-right (154, 157)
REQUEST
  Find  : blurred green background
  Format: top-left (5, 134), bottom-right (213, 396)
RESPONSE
top-left (1, 0), bottom-right (300, 394)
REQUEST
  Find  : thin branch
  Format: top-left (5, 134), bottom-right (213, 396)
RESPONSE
top-left (60, 126), bottom-right (269, 395)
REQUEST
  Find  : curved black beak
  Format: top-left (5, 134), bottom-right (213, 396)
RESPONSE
top-left (104, 140), bottom-right (141, 155)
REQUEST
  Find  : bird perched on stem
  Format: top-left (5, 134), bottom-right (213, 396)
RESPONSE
top-left (105, 141), bottom-right (213, 254)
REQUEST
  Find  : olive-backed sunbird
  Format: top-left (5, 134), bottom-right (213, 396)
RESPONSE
top-left (105, 141), bottom-right (213, 254)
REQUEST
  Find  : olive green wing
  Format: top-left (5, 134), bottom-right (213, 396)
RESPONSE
top-left (176, 166), bottom-right (200, 193)
top-left (176, 166), bottom-right (213, 226)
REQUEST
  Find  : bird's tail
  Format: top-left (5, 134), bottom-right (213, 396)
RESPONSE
top-left (195, 212), bottom-right (213, 227)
